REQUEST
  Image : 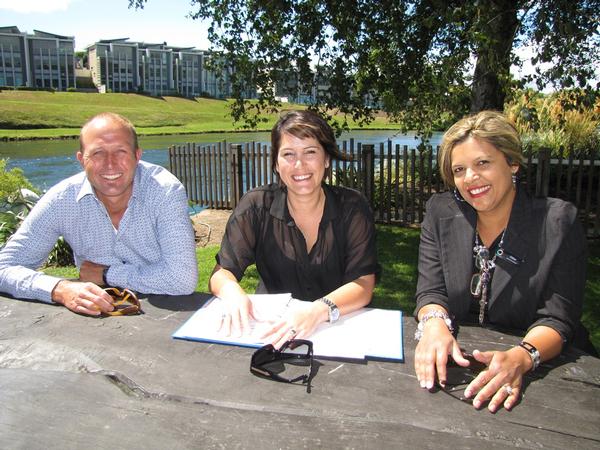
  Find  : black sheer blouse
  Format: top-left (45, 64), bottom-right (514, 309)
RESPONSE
top-left (216, 183), bottom-right (380, 301)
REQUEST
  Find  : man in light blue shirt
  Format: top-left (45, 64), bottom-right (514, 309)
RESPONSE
top-left (0, 112), bottom-right (198, 315)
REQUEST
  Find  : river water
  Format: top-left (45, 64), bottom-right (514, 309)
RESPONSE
top-left (0, 130), bottom-right (440, 191)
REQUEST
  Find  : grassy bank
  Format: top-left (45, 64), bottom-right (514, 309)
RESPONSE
top-left (0, 90), bottom-right (400, 140)
top-left (43, 225), bottom-right (600, 352)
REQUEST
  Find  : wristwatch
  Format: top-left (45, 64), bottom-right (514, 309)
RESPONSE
top-left (414, 310), bottom-right (454, 341)
top-left (316, 297), bottom-right (340, 323)
top-left (518, 341), bottom-right (541, 371)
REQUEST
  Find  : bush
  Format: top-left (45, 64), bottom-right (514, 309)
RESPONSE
top-left (15, 86), bottom-right (56, 93)
top-left (0, 159), bottom-right (74, 266)
top-left (506, 89), bottom-right (600, 156)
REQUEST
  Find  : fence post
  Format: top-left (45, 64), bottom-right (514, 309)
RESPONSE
top-left (231, 144), bottom-right (244, 207)
top-left (535, 148), bottom-right (551, 197)
top-left (361, 144), bottom-right (375, 207)
top-left (168, 145), bottom-right (176, 177)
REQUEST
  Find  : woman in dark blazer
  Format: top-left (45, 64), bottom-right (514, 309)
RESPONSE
top-left (414, 110), bottom-right (591, 413)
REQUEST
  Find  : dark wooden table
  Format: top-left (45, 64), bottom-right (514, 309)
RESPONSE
top-left (1, 293), bottom-right (599, 449)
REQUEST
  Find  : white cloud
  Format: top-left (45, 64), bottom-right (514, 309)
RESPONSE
top-left (0, 0), bottom-right (73, 14)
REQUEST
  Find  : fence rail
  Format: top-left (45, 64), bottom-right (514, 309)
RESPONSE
top-left (169, 141), bottom-right (600, 237)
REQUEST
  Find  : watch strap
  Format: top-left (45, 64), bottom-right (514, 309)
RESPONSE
top-left (518, 341), bottom-right (540, 371)
top-left (316, 297), bottom-right (339, 323)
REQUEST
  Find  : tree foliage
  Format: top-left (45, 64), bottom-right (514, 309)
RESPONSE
top-left (130, 0), bottom-right (599, 137)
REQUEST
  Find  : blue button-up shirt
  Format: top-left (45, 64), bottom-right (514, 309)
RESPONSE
top-left (0, 161), bottom-right (198, 302)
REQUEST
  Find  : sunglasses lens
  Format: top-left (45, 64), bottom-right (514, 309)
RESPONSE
top-left (251, 340), bottom-right (313, 384)
top-left (470, 273), bottom-right (481, 296)
top-left (279, 341), bottom-right (312, 380)
top-left (251, 344), bottom-right (277, 367)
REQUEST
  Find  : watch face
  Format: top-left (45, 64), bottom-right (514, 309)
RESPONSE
top-left (330, 307), bottom-right (340, 322)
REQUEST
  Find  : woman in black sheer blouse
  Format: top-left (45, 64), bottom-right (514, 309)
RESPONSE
top-left (209, 110), bottom-right (379, 348)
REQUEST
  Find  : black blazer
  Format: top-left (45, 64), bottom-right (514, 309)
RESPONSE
top-left (415, 189), bottom-right (587, 343)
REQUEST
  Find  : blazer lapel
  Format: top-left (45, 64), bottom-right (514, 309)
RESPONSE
top-left (489, 190), bottom-right (531, 306)
top-left (440, 199), bottom-right (476, 317)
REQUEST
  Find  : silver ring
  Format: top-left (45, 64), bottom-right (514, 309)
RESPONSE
top-left (290, 328), bottom-right (297, 336)
top-left (503, 385), bottom-right (513, 395)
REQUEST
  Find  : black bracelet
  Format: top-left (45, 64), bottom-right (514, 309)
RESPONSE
top-left (518, 341), bottom-right (541, 371)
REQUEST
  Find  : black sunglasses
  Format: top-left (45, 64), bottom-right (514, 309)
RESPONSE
top-left (250, 339), bottom-right (314, 386)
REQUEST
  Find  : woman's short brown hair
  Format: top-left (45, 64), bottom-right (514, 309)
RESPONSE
top-left (438, 110), bottom-right (524, 187)
top-left (271, 110), bottom-right (343, 174)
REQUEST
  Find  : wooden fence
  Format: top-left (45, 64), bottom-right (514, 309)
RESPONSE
top-left (169, 141), bottom-right (600, 237)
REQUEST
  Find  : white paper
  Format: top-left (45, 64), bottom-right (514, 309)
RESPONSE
top-left (172, 294), bottom-right (403, 361)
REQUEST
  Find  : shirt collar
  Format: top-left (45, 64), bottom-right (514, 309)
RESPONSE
top-left (76, 176), bottom-right (95, 202)
top-left (269, 183), bottom-right (341, 225)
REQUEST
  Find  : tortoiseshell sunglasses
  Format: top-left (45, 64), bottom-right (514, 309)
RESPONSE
top-left (103, 287), bottom-right (142, 316)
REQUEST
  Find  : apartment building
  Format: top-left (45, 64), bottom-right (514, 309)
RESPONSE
top-left (87, 38), bottom-right (233, 98)
top-left (0, 26), bottom-right (254, 100)
top-left (0, 26), bottom-right (75, 90)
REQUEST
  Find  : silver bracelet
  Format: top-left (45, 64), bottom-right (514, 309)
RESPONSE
top-left (414, 310), bottom-right (454, 341)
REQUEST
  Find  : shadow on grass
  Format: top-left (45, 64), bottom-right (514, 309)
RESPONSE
top-left (372, 225), bottom-right (420, 313)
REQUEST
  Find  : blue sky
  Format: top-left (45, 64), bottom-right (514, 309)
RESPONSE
top-left (0, 0), bottom-right (210, 50)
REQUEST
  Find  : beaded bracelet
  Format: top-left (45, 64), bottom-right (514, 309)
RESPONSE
top-left (414, 310), bottom-right (454, 341)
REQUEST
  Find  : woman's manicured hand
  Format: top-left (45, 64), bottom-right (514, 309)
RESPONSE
top-left (217, 289), bottom-right (255, 337)
top-left (463, 347), bottom-right (532, 412)
top-left (414, 319), bottom-right (470, 389)
top-left (260, 300), bottom-right (329, 349)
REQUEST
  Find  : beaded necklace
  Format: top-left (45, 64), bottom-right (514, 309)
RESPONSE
top-left (471, 229), bottom-right (506, 325)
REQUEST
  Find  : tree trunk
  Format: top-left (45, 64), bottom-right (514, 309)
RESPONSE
top-left (470, 0), bottom-right (519, 112)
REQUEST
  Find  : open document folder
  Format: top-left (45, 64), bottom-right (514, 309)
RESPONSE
top-left (172, 294), bottom-right (404, 362)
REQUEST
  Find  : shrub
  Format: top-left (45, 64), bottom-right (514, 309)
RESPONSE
top-left (15, 86), bottom-right (56, 93)
top-left (506, 89), bottom-right (600, 156)
top-left (0, 159), bottom-right (74, 266)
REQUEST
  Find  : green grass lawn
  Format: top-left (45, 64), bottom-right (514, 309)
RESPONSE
top-left (43, 224), bottom-right (599, 351)
top-left (0, 90), bottom-right (400, 140)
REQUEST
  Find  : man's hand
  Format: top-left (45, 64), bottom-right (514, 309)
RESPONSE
top-left (51, 279), bottom-right (114, 316)
top-left (79, 260), bottom-right (107, 285)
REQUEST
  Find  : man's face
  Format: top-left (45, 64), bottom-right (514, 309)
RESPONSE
top-left (77, 118), bottom-right (142, 207)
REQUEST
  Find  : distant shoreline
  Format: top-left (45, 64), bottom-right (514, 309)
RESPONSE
top-left (0, 126), bottom-right (398, 142)
top-left (0, 128), bottom-right (272, 142)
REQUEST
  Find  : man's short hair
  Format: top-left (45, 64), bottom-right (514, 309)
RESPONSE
top-left (79, 112), bottom-right (139, 152)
